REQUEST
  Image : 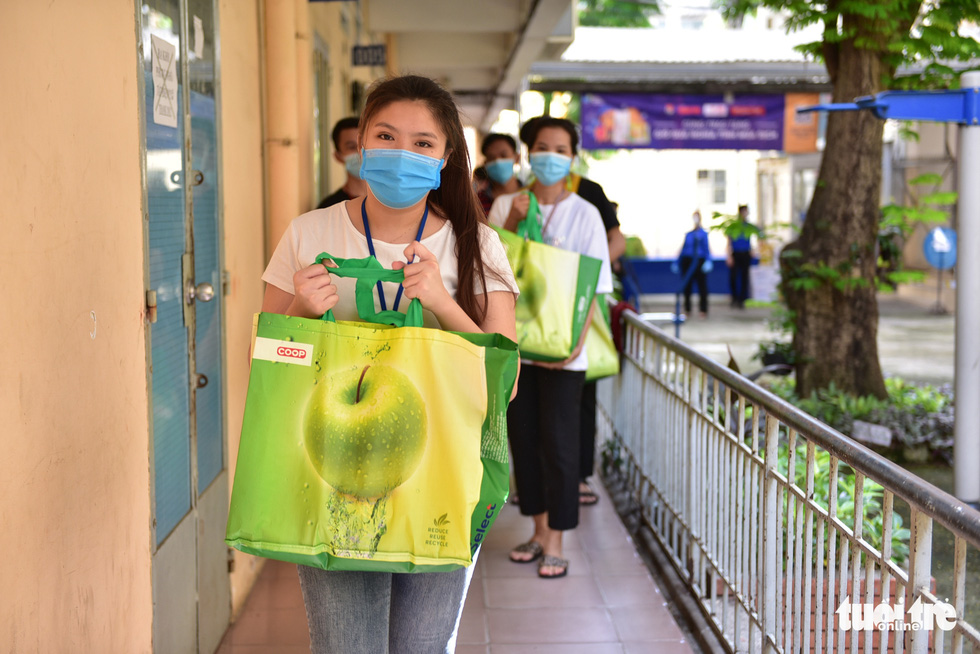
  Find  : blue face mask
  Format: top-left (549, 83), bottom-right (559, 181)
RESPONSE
top-left (529, 152), bottom-right (572, 186)
top-left (485, 159), bottom-right (516, 185)
top-left (359, 148), bottom-right (444, 209)
top-left (344, 152), bottom-right (362, 179)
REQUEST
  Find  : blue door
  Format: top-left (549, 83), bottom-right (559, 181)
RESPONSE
top-left (141, 0), bottom-right (229, 651)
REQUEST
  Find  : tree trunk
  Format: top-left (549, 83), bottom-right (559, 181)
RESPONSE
top-left (780, 40), bottom-right (888, 400)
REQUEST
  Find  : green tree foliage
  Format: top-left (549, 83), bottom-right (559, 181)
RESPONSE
top-left (717, 0), bottom-right (980, 399)
top-left (577, 0), bottom-right (659, 27)
top-left (720, 1), bottom-right (980, 83)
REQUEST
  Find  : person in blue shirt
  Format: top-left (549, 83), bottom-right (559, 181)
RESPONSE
top-left (727, 204), bottom-right (753, 308)
top-left (676, 210), bottom-right (711, 317)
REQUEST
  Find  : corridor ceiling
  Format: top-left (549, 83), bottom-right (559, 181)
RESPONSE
top-left (363, 0), bottom-right (575, 131)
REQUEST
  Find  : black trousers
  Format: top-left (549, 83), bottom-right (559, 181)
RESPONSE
top-left (579, 380), bottom-right (597, 481)
top-left (507, 365), bottom-right (586, 531)
top-left (730, 251), bottom-right (752, 305)
top-left (681, 256), bottom-right (708, 314)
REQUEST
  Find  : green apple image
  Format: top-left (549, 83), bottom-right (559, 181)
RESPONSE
top-left (516, 259), bottom-right (547, 323)
top-left (304, 364), bottom-right (427, 498)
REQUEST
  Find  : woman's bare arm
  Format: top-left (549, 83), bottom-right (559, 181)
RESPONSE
top-left (479, 290), bottom-right (520, 399)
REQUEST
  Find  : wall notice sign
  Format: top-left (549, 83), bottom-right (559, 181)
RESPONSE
top-left (151, 34), bottom-right (178, 128)
top-left (193, 16), bottom-right (205, 59)
top-left (352, 44), bottom-right (386, 67)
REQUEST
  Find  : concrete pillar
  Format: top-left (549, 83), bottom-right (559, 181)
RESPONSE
top-left (385, 33), bottom-right (398, 77)
top-left (294, 0), bottom-right (314, 213)
top-left (263, 0), bottom-right (300, 256)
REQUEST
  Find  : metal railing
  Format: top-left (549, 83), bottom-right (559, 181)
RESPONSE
top-left (596, 309), bottom-right (980, 653)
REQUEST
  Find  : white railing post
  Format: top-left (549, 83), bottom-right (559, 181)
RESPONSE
top-left (762, 413), bottom-right (780, 653)
top-left (908, 510), bottom-right (933, 654)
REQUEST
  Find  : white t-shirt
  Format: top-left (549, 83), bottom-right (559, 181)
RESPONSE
top-left (263, 201), bottom-right (518, 329)
top-left (488, 191), bottom-right (613, 371)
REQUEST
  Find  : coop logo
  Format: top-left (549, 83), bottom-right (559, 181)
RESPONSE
top-left (837, 595), bottom-right (956, 632)
top-left (252, 337), bottom-right (313, 366)
top-left (470, 504), bottom-right (498, 554)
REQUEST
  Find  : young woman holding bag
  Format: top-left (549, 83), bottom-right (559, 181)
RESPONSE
top-left (260, 75), bottom-right (518, 653)
top-left (487, 117), bottom-right (613, 578)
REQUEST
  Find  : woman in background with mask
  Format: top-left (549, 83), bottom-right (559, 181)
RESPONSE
top-left (487, 117), bottom-right (613, 579)
top-left (261, 75), bottom-right (518, 653)
top-left (476, 133), bottom-right (522, 215)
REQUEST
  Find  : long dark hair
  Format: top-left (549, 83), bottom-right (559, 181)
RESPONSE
top-left (359, 75), bottom-right (502, 323)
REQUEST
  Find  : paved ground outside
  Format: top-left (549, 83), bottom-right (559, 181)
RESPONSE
top-left (640, 268), bottom-right (956, 386)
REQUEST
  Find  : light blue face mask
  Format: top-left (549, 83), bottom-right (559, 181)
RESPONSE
top-left (485, 159), bottom-right (516, 185)
top-left (344, 152), bottom-right (362, 179)
top-left (359, 148), bottom-right (444, 209)
top-left (529, 152), bottom-right (572, 186)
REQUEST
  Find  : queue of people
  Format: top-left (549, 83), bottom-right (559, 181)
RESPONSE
top-left (249, 72), bottom-right (760, 653)
top-left (486, 116), bottom-right (614, 579)
top-left (482, 122), bottom-right (627, 517)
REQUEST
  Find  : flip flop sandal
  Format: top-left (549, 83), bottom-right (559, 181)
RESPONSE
top-left (579, 488), bottom-right (600, 505)
top-left (537, 555), bottom-right (569, 579)
top-left (509, 540), bottom-right (543, 563)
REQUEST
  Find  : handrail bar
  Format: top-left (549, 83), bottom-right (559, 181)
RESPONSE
top-left (622, 308), bottom-right (980, 548)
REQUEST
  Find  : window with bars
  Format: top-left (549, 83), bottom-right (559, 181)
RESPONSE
top-left (697, 169), bottom-right (727, 205)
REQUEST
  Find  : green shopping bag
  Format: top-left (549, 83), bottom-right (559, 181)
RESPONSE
top-left (226, 254), bottom-right (519, 572)
top-left (585, 295), bottom-right (619, 381)
top-left (492, 193), bottom-right (602, 362)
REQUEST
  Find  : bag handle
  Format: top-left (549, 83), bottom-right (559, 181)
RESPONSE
top-left (313, 253), bottom-right (424, 328)
top-left (515, 192), bottom-right (543, 242)
top-left (516, 190), bottom-right (564, 243)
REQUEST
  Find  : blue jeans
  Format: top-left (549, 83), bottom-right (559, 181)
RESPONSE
top-left (297, 551), bottom-right (479, 653)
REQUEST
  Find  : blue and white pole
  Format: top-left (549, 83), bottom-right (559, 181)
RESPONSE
top-left (954, 71), bottom-right (980, 506)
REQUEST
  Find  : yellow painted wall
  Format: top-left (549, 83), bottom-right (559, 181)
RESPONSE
top-left (0, 4), bottom-right (153, 653)
top-left (310, 2), bottom-right (355, 202)
top-left (0, 0), bottom-right (378, 646)
top-left (308, 2), bottom-right (385, 202)
top-left (296, 0), bottom-right (315, 214)
top-left (218, 0), bottom-right (272, 618)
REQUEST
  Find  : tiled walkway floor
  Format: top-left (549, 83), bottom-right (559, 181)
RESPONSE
top-left (217, 480), bottom-right (695, 653)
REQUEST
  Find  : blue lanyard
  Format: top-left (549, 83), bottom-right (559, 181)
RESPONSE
top-left (360, 200), bottom-right (429, 312)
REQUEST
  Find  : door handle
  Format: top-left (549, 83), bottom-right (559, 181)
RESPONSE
top-left (185, 280), bottom-right (215, 304)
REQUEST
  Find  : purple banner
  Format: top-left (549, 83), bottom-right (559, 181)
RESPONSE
top-left (580, 93), bottom-right (785, 151)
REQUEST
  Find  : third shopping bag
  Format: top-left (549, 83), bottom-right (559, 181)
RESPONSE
top-left (584, 294), bottom-right (619, 381)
